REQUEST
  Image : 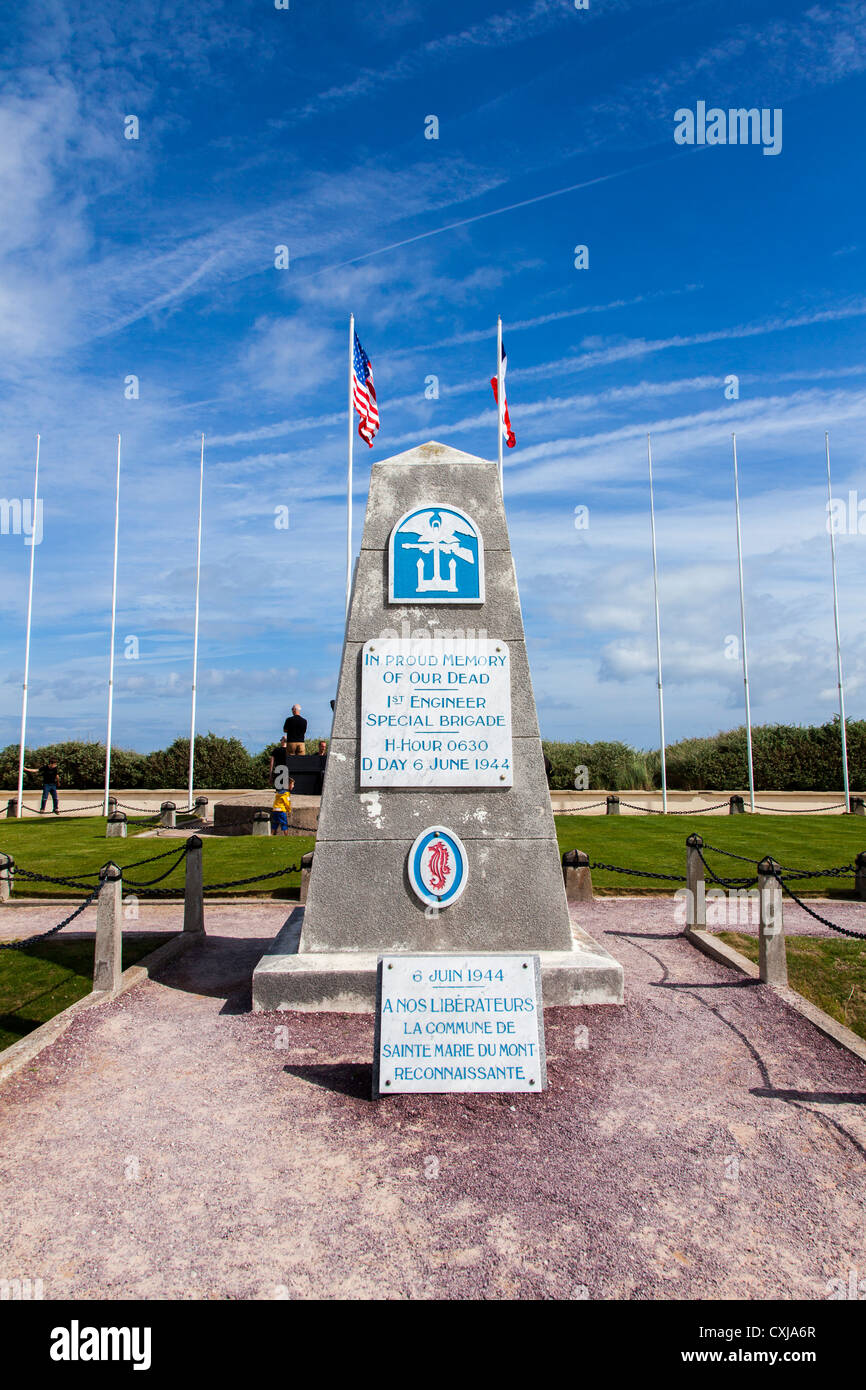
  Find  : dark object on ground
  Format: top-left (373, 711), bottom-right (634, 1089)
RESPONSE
top-left (286, 755), bottom-right (324, 795)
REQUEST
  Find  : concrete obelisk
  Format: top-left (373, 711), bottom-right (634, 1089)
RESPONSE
top-left (253, 441), bottom-right (622, 1011)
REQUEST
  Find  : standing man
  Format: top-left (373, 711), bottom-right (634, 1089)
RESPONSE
top-left (23, 756), bottom-right (61, 814)
top-left (316, 739), bottom-right (328, 794)
top-left (283, 704), bottom-right (307, 756)
top-left (268, 735), bottom-right (290, 790)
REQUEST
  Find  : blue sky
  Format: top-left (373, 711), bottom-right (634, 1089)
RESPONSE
top-left (1, 0), bottom-right (865, 755)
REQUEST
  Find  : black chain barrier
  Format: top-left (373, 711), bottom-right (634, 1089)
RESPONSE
top-left (123, 845), bottom-right (194, 871)
top-left (588, 859), bottom-right (683, 882)
top-left (696, 850), bottom-right (758, 891)
top-left (617, 800), bottom-right (731, 815)
top-left (201, 863), bottom-right (304, 893)
top-left (1, 844), bottom-right (302, 900)
top-left (122, 845), bottom-right (190, 891)
top-left (14, 799), bottom-right (199, 821)
top-left (593, 800), bottom-right (850, 817)
top-left (128, 863), bottom-right (305, 898)
top-left (13, 866), bottom-right (102, 889)
top-left (4, 843), bottom-right (190, 894)
top-left (700, 842), bottom-right (855, 878)
top-left (701, 842), bottom-right (761, 863)
top-left (769, 871), bottom-right (866, 941)
top-left (0, 881), bottom-right (104, 951)
top-left (775, 864), bottom-right (856, 880)
top-left (2, 858), bottom-right (303, 956)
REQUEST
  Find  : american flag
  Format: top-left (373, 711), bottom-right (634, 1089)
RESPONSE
top-left (352, 330), bottom-right (380, 447)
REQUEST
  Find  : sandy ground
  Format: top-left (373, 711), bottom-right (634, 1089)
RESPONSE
top-left (1, 899), bottom-right (864, 1301)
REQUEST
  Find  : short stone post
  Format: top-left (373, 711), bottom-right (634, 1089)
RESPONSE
top-left (685, 834), bottom-right (706, 928)
top-left (93, 862), bottom-right (123, 994)
top-left (6, 798), bottom-right (19, 819)
top-left (299, 850), bottom-right (314, 905)
top-left (0, 853), bottom-right (14, 903)
top-left (194, 796), bottom-right (209, 818)
top-left (729, 795), bottom-right (745, 815)
top-left (561, 848), bottom-right (593, 901)
top-left (183, 836), bottom-right (205, 934)
top-left (107, 796), bottom-right (118, 815)
top-left (849, 797), bottom-right (865, 816)
top-left (606, 795), bottom-right (620, 816)
top-left (757, 857), bottom-right (787, 986)
top-left (106, 811), bottom-right (127, 838)
top-left (252, 809), bottom-right (271, 837)
top-left (159, 800), bottom-right (176, 829)
top-left (855, 852), bottom-right (866, 902)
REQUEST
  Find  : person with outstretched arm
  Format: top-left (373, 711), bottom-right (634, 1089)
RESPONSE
top-left (23, 757), bottom-right (61, 814)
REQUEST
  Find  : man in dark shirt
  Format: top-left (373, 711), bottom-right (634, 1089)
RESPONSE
top-left (268, 736), bottom-right (290, 791)
top-left (23, 757), bottom-right (60, 813)
top-left (283, 704), bottom-right (307, 756)
top-left (316, 739), bottom-right (328, 793)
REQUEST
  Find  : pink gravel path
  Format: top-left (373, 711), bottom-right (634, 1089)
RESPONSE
top-left (0, 900), bottom-right (864, 1300)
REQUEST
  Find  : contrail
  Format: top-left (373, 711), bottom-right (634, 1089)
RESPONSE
top-left (293, 148), bottom-right (696, 282)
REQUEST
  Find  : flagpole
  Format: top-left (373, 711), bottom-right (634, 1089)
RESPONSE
top-left (824, 431), bottom-right (850, 810)
top-left (16, 434), bottom-right (40, 818)
top-left (647, 434), bottom-right (668, 812)
top-left (496, 316), bottom-right (504, 491)
top-left (731, 433), bottom-right (755, 812)
top-left (103, 434), bottom-right (122, 816)
top-left (347, 313), bottom-right (355, 617)
top-left (188, 433), bottom-right (204, 812)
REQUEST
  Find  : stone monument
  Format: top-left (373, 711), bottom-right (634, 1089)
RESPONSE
top-left (252, 441), bottom-right (623, 1011)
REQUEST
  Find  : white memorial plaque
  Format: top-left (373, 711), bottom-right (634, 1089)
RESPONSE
top-left (360, 638), bottom-right (513, 787)
top-left (374, 954), bottom-right (546, 1095)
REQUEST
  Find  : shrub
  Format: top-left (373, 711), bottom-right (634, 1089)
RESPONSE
top-left (663, 719), bottom-right (866, 791)
top-left (541, 720), bottom-right (865, 793)
top-left (0, 740), bottom-right (151, 792)
top-left (2, 721), bottom-right (861, 793)
top-left (142, 734), bottom-right (257, 790)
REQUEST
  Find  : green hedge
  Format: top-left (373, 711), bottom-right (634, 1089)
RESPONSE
top-left (661, 719), bottom-right (865, 792)
top-left (0, 733), bottom-right (327, 792)
top-left (543, 741), bottom-right (660, 793)
top-left (542, 719), bottom-right (864, 792)
top-left (2, 720), bottom-right (862, 792)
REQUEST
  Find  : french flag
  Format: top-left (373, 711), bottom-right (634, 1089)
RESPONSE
top-left (490, 341), bottom-right (516, 448)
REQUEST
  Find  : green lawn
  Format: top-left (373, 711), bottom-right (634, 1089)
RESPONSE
top-left (555, 814), bottom-right (866, 897)
top-left (0, 812), bottom-right (863, 901)
top-left (719, 932), bottom-right (866, 1040)
top-left (0, 935), bottom-right (169, 1051)
top-left (0, 818), bottom-right (314, 899)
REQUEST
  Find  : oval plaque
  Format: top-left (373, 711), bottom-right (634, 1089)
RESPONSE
top-left (407, 826), bottom-right (469, 908)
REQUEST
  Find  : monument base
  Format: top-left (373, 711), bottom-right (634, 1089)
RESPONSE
top-left (252, 909), bottom-right (623, 1013)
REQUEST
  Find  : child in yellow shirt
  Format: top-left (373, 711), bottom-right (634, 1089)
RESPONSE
top-left (271, 778), bottom-right (294, 836)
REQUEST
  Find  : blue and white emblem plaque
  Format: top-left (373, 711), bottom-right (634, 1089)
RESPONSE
top-left (407, 826), bottom-right (469, 908)
top-left (388, 504), bottom-right (484, 605)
